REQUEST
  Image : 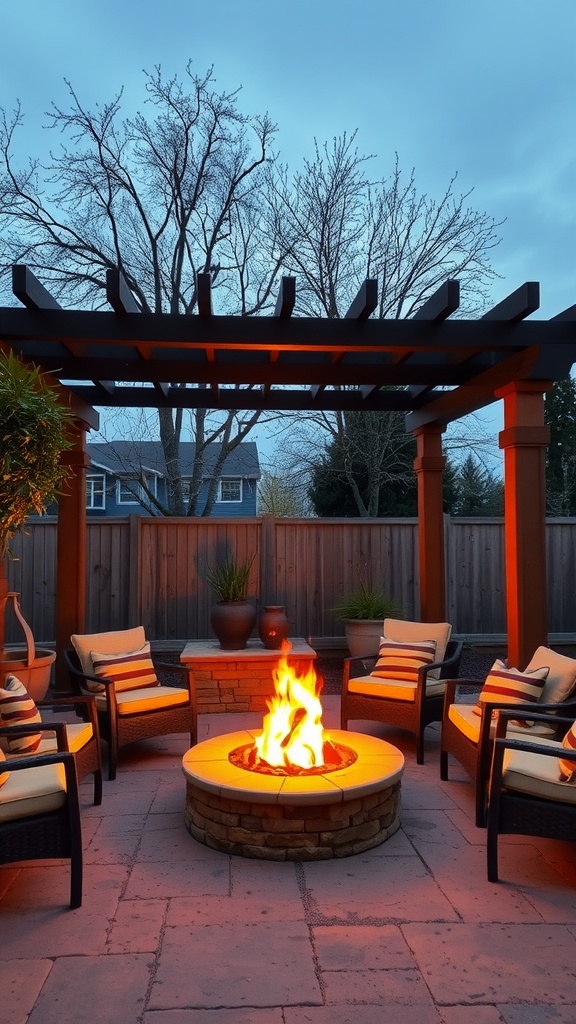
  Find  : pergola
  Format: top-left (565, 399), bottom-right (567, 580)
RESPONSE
top-left (2, 265), bottom-right (576, 678)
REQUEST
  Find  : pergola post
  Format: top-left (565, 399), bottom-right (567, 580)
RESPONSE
top-left (496, 381), bottom-right (551, 669)
top-left (55, 421), bottom-right (90, 689)
top-left (413, 425), bottom-right (446, 622)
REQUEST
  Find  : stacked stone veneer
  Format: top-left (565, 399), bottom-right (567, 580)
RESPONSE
top-left (180, 639), bottom-right (317, 714)
top-left (184, 779), bottom-right (402, 860)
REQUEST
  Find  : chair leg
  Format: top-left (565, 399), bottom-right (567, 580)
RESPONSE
top-left (486, 811), bottom-right (499, 882)
top-left (93, 768), bottom-right (103, 805)
top-left (439, 749), bottom-right (449, 780)
top-left (416, 728), bottom-right (424, 765)
top-left (70, 853), bottom-right (83, 909)
top-left (108, 738), bottom-right (118, 781)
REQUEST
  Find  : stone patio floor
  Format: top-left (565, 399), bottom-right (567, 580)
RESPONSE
top-left (2, 696), bottom-right (576, 1024)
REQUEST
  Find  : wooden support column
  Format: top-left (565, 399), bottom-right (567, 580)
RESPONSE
top-left (55, 423), bottom-right (90, 689)
top-left (413, 426), bottom-right (446, 622)
top-left (496, 381), bottom-right (551, 669)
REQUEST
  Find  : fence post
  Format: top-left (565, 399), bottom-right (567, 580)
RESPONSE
top-left (259, 514), bottom-right (277, 606)
top-left (128, 514), bottom-right (141, 626)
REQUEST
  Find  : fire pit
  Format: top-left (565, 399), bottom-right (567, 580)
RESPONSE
top-left (182, 644), bottom-right (404, 860)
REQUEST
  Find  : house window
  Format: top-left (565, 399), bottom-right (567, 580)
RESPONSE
top-left (117, 476), bottom-right (158, 505)
top-left (117, 480), bottom-right (140, 505)
top-left (86, 474), bottom-right (105, 510)
top-left (218, 478), bottom-right (242, 502)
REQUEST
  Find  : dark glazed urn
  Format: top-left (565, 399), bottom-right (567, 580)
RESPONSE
top-left (210, 600), bottom-right (257, 650)
top-left (258, 605), bottom-right (289, 650)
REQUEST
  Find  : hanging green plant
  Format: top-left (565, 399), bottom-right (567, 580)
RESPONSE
top-left (0, 351), bottom-right (74, 559)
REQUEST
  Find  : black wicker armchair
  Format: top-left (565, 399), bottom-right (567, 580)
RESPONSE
top-left (487, 710), bottom-right (576, 882)
top-left (64, 629), bottom-right (196, 780)
top-left (0, 723), bottom-right (83, 909)
top-left (440, 646), bottom-right (576, 827)
top-left (341, 626), bottom-right (463, 764)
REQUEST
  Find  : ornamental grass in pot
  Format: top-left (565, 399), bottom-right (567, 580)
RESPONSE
top-left (333, 580), bottom-right (403, 657)
top-left (206, 552), bottom-right (257, 650)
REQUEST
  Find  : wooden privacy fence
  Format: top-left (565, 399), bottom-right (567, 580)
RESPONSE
top-left (5, 514), bottom-right (576, 646)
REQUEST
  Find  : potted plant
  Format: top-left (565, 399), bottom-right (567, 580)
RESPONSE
top-left (206, 552), bottom-right (257, 650)
top-left (333, 579), bottom-right (403, 657)
top-left (0, 351), bottom-right (74, 696)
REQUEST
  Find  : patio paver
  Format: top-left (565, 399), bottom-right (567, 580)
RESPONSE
top-left (2, 699), bottom-right (576, 1021)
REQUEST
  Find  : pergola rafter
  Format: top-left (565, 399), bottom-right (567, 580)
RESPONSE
top-left (2, 263), bottom-right (576, 678)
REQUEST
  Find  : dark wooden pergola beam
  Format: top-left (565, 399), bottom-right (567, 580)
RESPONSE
top-left (196, 273), bottom-right (212, 317)
top-left (12, 265), bottom-right (61, 310)
top-left (345, 279), bottom-right (378, 321)
top-left (66, 383), bottom-right (417, 412)
top-left (106, 269), bottom-right (141, 314)
top-left (4, 306), bottom-right (575, 350)
top-left (274, 276), bottom-right (296, 318)
top-left (482, 282), bottom-right (540, 322)
top-left (412, 280), bottom-right (460, 321)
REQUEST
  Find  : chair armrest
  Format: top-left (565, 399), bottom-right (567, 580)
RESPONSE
top-left (495, 708), bottom-right (576, 733)
top-left (0, 721), bottom-right (69, 751)
top-left (417, 640), bottom-right (463, 688)
top-left (155, 661), bottom-right (191, 690)
top-left (0, 746), bottom-right (77, 774)
top-left (342, 655), bottom-right (378, 687)
top-left (38, 694), bottom-right (99, 733)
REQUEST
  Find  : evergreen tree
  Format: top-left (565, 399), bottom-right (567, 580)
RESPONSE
top-left (545, 378), bottom-right (576, 515)
top-left (452, 454), bottom-right (503, 516)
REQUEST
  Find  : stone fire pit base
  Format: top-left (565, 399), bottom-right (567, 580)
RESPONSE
top-left (182, 729), bottom-right (404, 860)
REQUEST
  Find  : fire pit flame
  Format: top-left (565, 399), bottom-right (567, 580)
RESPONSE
top-left (254, 640), bottom-right (325, 771)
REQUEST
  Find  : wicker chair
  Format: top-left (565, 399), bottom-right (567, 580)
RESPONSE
top-left (440, 647), bottom-right (576, 827)
top-left (34, 695), bottom-right (103, 805)
top-left (340, 618), bottom-right (462, 764)
top-left (64, 627), bottom-right (196, 781)
top-left (0, 723), bottom-right (83, 908)
top-left (487, 710), bottom-right (576, 882)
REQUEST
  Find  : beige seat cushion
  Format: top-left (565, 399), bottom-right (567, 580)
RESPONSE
top-left (526, 646), bottom-right (576, 705)
top-left (92, 685), bottom-right (189, 716)
top-left (71, 627), bottom-right (146, 676)
top-left (383, 618), bottom-right (451, 679)
top-left (0, 762), bottom-right (67, 822)
top-left (34, 722), bottom-right (94, 755)
top-left (348, 674), bottom-right (446, 701)
top-left (448, 702), bottom-right (557, 743)
top-left (502, 737), bottom-right (576, 805)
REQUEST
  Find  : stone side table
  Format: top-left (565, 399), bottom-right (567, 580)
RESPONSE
top-left (180, 638), bottom-right (317, 714)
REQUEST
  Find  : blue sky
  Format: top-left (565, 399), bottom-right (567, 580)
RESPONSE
top-left (3, 0), bottom-right (574, 318)
top-left (2, 0), bottom-right (575, 458)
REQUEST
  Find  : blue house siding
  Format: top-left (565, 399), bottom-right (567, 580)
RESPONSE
top-left (84, 441), bottom-right (260, 518)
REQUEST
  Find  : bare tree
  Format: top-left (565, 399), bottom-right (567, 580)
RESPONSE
top-left (263, 134), bottom-right (503, 514)
top-left (0, 63), bottom-right (279, 513)
top-left (266, 133), bottom-right (501, 318)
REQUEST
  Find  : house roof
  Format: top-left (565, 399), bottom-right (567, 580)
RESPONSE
top-left (86, 441), bottom-right (261, 480)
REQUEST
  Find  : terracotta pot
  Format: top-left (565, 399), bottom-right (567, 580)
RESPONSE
top-left (258, 605), bottom-right (289, 650)
top-left (0, 647), bottom-right (56, 701)
top-left (0, 591), bottom-right (55, 700)
top-left (210, 600), bottom-right (257, 650)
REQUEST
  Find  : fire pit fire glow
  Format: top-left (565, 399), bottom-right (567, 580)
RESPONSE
top-left (255, 643), bottom-right (325, 770)
top-left (229, 642), bottom-right (357, 777)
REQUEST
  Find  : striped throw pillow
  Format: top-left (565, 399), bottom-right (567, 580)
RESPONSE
top-left (559, 722), bottom-right (576, 783)
top-left (0, 675), bottom-right (43, 754)
top-left (90, 643), bottom-right (159, 693)
top-left (473, 659), bottom-right (549, 718)
top-left (0, 749), bottom-right (9, 788)
top-left (371, 638), bottom-right (437, 682)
